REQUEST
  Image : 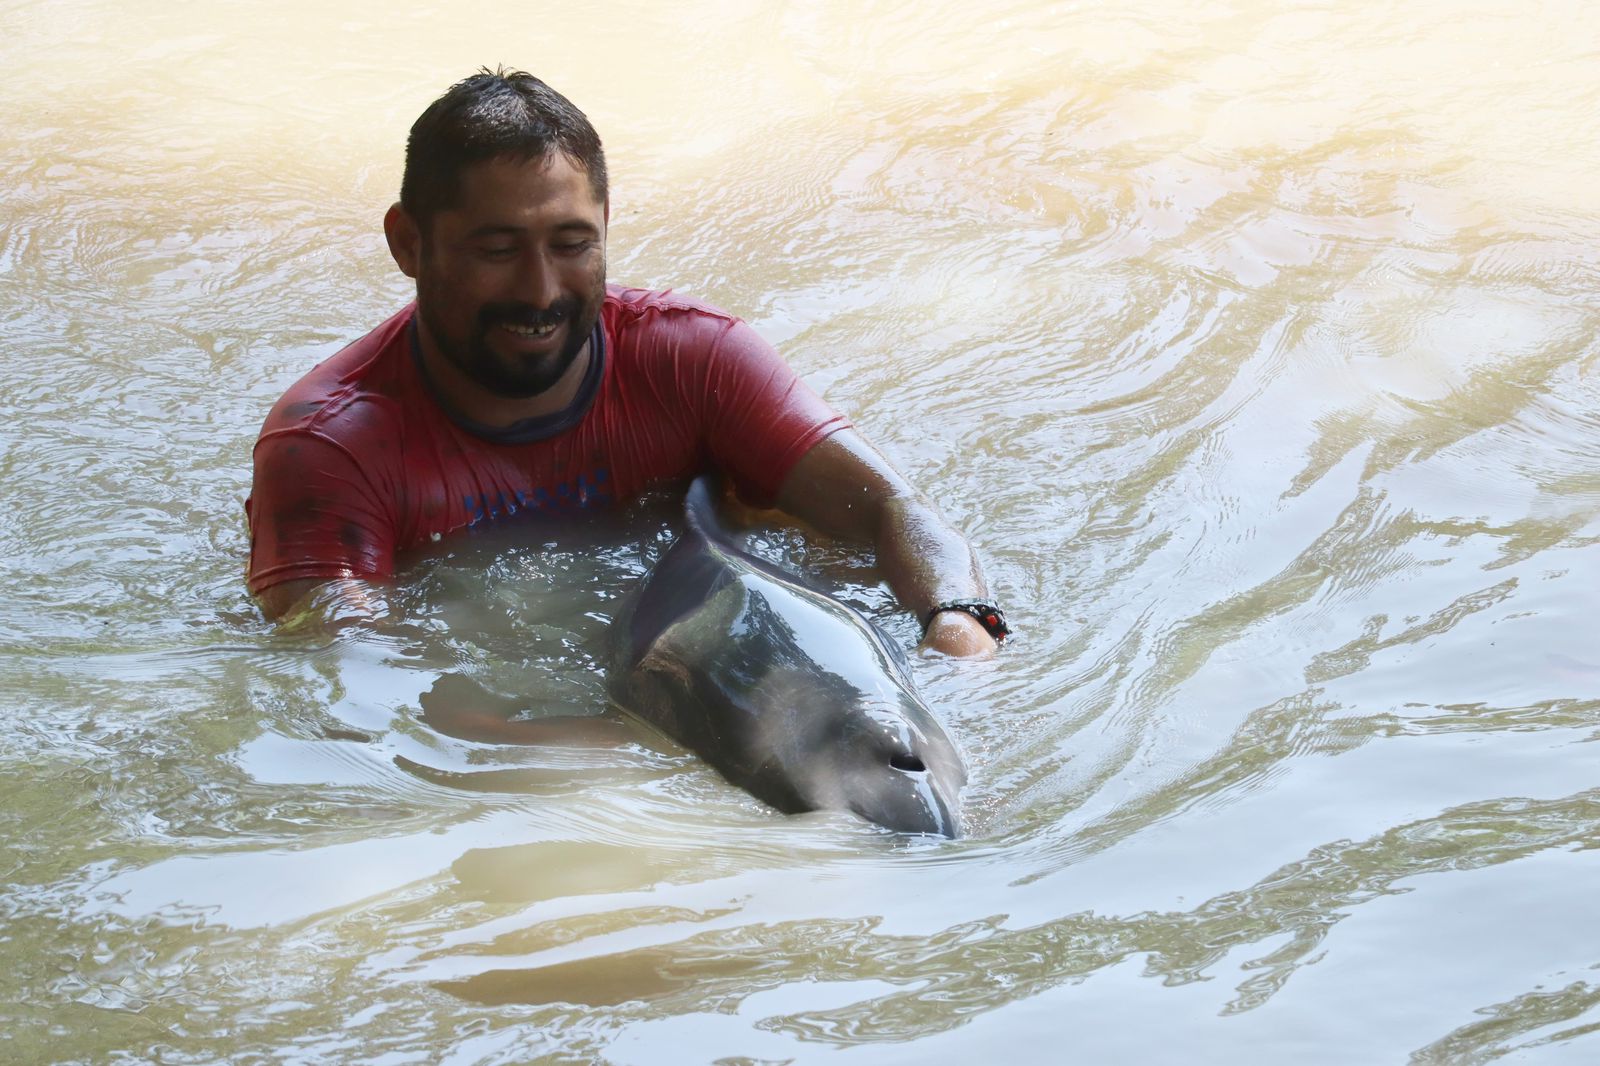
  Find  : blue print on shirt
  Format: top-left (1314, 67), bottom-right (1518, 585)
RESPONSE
top-left (464, 468), bottom-right (612, 527)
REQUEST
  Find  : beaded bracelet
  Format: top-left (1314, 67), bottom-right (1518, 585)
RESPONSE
top-left (922, 600), bottom-right (1010, 643)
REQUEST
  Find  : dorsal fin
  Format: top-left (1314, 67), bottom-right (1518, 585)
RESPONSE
top-left (683, 474), bottom-right (732, 548)
top-left (620, 476), bottom-right (734, 665)
top-left (683, 475), bottom-right (861, 610)
top-left (683, 475), bottom-right (800, 585)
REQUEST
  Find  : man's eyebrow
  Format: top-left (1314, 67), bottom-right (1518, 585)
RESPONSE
top-left (463, 220), bottom-right (601, 239)
top-left (464, 223), bottom-right (523, 239)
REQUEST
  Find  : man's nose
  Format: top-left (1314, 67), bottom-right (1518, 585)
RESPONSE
top-left (515, 250), bottom-right (562, 308)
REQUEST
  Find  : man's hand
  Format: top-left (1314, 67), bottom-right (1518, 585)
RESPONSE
top-left (920, 609), bottom-right (999, 659)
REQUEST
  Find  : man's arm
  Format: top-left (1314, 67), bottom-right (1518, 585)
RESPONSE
top-left (773, 429), bottom-right (1001, 658)
top-left (256, 579), bottom-right (323, 621)
top-left (246, 428), bottom-right (397, 622)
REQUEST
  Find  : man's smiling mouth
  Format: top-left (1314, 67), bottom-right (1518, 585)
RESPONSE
top-left (500, 321), bottom-right (558, 338)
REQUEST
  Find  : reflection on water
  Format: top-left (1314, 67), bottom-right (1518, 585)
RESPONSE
top-left (4, 0), bottom-right (1600, 1061)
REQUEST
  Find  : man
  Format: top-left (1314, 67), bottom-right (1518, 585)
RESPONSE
top-left (246, 68), bottom-right (1007, 658)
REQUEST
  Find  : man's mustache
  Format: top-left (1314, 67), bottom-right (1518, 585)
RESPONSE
top-left (478, 299), bottom-right (580, 330)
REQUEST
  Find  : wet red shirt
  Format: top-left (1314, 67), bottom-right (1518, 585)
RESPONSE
top-left (245, 285), bottom-right (849, 595)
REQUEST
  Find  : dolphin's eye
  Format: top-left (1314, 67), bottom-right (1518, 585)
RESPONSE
top-left (889, 753), bottom-right (926, 773)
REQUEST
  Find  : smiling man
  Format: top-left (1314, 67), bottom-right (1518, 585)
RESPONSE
top-left (245, 68), bottom-right (1007, 657)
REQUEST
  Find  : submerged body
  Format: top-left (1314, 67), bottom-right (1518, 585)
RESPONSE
top-left (609, 478), bottom-right (967, 836)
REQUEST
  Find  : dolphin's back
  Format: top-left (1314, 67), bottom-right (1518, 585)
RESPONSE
top-left (625, 477), bottom-right (859, 663)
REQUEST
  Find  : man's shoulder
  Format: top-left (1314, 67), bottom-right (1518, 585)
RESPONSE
top-left (259, 305), bottom-right (416, 441)
top-left (603, 284), bottom-right (767, 368)
top-left (604, 284), bottom-right (744, 330)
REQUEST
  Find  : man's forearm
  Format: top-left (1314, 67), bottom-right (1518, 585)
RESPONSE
top-left (873, 495), bottom-right (986, 616)
top-left (773, 430), bottom-right (1004, 658)
top-left (874, 495), bottom-right (1000, 657)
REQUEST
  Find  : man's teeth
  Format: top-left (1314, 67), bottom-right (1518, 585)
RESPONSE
top-left (503, 322), bottom-right (556, 337)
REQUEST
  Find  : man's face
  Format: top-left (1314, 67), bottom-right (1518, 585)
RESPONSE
top-left (412, 153), bottom-right (607, 398)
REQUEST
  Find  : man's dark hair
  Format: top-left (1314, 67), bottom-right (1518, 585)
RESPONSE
top-left (400, 67), bottom-right (607, 224)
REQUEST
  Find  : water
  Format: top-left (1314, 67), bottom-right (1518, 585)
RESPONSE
top-left (5, 1), bottom-right (1600, 1061)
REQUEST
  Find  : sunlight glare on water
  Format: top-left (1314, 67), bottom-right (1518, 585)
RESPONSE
top-left (4, 1), bottom-right (1600, 1062)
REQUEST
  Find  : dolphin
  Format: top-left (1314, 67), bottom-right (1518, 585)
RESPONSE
top-left (608, 477), bottom-right (967, 837)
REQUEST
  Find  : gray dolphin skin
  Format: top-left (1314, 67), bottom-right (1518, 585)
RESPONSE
top-left (609, 477), bottom-right (968, 836)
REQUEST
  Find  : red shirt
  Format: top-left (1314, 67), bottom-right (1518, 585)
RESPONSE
top-left (245, 285), bottom-right (849, 595)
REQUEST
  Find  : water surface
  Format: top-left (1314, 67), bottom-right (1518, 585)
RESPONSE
top-left (4, 2), bottom-right (1600, 1062)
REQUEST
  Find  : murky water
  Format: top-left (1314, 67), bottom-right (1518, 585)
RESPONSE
top-left (5, 1), bottom-right (1600, 1062)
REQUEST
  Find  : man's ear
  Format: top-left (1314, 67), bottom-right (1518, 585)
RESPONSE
top-left (384, 202), bottom-right (421, 279)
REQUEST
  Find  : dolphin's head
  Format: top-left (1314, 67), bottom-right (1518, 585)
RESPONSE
top-left (634, 572), bottom-right (971, 839)
top-left (751, 670), bottom-right (968, 838)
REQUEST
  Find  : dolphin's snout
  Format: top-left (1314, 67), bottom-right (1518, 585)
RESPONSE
top-left (848, 744), bottom-right (962, 838)
top-left (850, 791), bottom-right (961, 838)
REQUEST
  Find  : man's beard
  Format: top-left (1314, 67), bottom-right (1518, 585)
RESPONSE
top-left (420, 270), bottom-right (605, 400)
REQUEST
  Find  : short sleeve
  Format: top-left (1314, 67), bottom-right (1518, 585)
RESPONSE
top-left (697, 319), bottom-right (851, 505)
top-left (245, 430), bottom-right (396, 595)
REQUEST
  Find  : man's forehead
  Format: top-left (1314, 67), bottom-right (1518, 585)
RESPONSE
top-left (454, 151), bottom-right (600, 204)
top-left (418, 152), bottom-right (606, 242)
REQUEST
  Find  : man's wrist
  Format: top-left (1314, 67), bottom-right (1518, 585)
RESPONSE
top-left (922, 599), bottom-right (1010, 644)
